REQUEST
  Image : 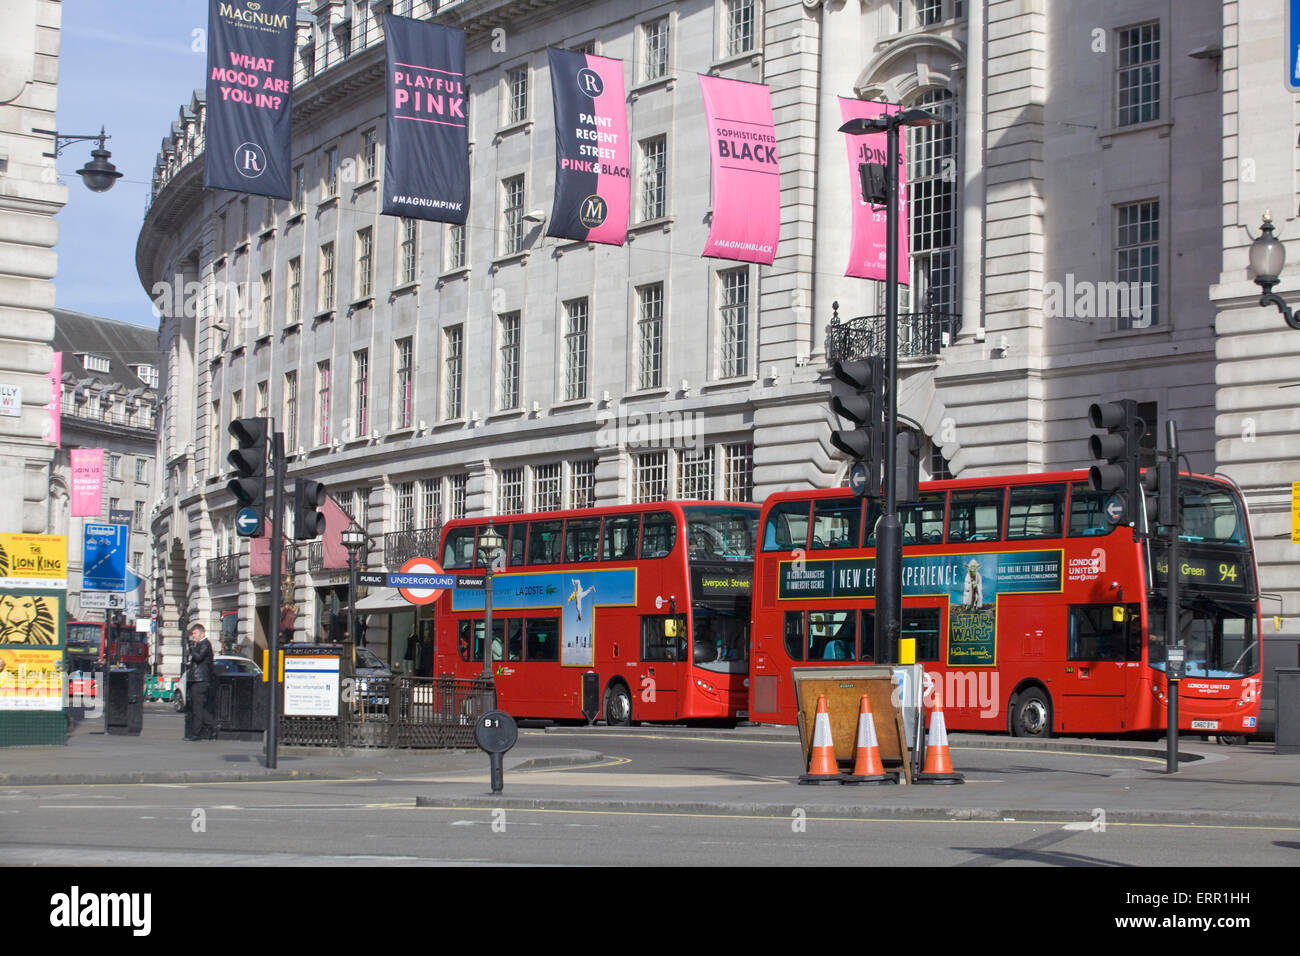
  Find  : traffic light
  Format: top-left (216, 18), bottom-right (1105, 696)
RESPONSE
top-left (829, 357), bottom-right (885, 498)
top-left (227, 417), bottom-right (268, 534)
top-left (294, 479), bottom-right (327, 540)
top-left (1087, 400), bottom-right (1141, 524)
top-left (1142, 458), bottom-right (1179, 529)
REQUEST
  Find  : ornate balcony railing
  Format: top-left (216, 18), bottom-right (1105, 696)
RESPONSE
top-left (207, 554), bottom-right (239, 587)
top-left (826, 310), bottom-right (962, 363)
top-left (384, 526), bottom-right (443, 569)
top-left (307, 541), bottom-right (373, 573)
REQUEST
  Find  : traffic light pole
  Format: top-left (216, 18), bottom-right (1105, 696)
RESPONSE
top-left (875, 119), bottom-right (904, 666)
top-left (267, 430), bottom-right (284, 770)
top-left (1164, 421), bottom-right (1180, 774)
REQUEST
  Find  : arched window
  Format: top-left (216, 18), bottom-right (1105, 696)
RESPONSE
top-left (906, 88), bottom-right (958, 316)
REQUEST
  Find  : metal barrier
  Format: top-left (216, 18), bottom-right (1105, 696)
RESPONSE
top-left (279, 676), bottom-right (493, 749)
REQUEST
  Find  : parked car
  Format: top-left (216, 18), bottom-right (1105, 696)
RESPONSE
top-left (173, 655), bottom-right (263, 712)
top-left (353, 646), bottom-right (392, 712)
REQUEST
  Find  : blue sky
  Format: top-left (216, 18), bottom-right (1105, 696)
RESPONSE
top-left (54, 0), bottom-right (210, 326)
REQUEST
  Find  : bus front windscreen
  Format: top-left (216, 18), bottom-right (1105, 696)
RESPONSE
top-left (1148, 597), bottom-right (1259, 679)
top-left (684, 506), bottom-right (758, 562)
top-left (691, 604), bottom-right (749, 674)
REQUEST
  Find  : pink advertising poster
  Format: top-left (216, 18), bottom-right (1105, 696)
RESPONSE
top-left (700, 75), bottom-right (780, 265)
top-left (43, 351), bottom-right (61, 448)
top-left (70, 448), bottom-right (103, 518)
top-left (839, 97), bottom-right (909, 283)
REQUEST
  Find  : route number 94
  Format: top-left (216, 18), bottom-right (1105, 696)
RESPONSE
top-left (1219, 563), bottom-right (1238, 584)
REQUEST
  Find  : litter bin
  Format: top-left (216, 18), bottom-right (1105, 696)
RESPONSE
top-left (1276, 668), bottom-right (1300, 755)
top-left (214, 672), bottom-right (268, 733)
top-left (103, 668), bottom-right (144, 736)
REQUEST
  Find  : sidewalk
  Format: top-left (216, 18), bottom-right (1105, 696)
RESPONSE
top-left (2, 706), bottom-right (1296, 828)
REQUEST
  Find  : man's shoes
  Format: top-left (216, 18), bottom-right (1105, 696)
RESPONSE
top-left (184, 735), bottom-right (201, 741)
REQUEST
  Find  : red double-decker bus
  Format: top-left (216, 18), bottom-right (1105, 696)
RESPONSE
top-left (433, 501), bottom-right (759, 725)
top-left (751, 470), bottom-right (1263, 737)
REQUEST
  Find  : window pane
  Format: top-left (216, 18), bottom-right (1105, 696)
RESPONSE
top-left (947, 489), bottom-right (1003, 543)
top-left (1006, 484), bottom-right (1066, 540)
top-left (640, 510), bottom-right (677, 558)
top-left (811, 498), bottom-right (862, 550)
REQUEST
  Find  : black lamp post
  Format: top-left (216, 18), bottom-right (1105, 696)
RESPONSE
top-left (31, 126), bottom-right (123, 192)
top-left (341, 524), bottom-right (367, 650)
top-left (1248, 210), bottom-right (1300, 329)
top-left (476, 521), bottom-right (505, 682)
top-left (838, 107), bottom-right (938, 666)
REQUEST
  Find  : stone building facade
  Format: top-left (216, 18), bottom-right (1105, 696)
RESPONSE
top-left (138, 0), bottom-right (1282, 674)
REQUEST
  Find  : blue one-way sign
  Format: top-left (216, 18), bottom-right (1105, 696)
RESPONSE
top-left (236, 507), bottom-right (263, 537)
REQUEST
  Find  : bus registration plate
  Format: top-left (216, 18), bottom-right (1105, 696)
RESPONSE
top-left (1191, 720), bottom-right (1218, 730)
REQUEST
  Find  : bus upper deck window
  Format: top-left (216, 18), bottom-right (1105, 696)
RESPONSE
top-left (763, 500), bottom-right (810, 551)
top-left (947, 490), bottom-right (1004, 543)
top-left (1007, 484), bottom-right (1066, 540)
top-left (1067, 484), bottom-right (1111, 537)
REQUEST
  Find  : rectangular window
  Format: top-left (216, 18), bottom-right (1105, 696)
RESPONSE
top-left (526, 619), bottom-right (560, 661)
top-left (916, 0), bottom-right (942, 26)
top-left (239, 197), bottom-right (249, 242)
top-left (135, 459), bottom-right (148, 483)
top-left (292, 164), bottom-right (305, 212)
top-left (637, 282), bottom-right (664, 389)
top-left (498, 467), bottom-right (525, 515)
top-left (642, 16), bottom-right (670, 81)
top-left (319, 242), bottom-right (335, 312)
top-left (108, 455), bottom-right (121, 480)
top-left (678, 449), bottom-right (714, 500)
top-left (133, 501), bottom-right (145, 531)
top-left (316, 360), bottom-right (331, 445)
top-left (498, 311), bottom-right (521, 410)
top-left (324, 146), bottom-right (339, 197)
top-left (445, 222), bottom-right (466, 270)
top-left (526, 519), bottom-right (564, 564)
top-left (570, 459), bottom-right (596, 510)
top-left (361, 128), bottom-right (378, 181)
top-left (1116, 199), bottom-right (1159, 328)
top-left (400, 218), bottom-right (418, 284)
top-left (724, 0), bottom-right (756, 57)
top-left (1116, 22), bottom-right (1160, 127)
top-left (1069, 605), bottom-right (1141, 662)
top-left (533, 463), bottom-right (563, 512)
top-left (259, 271), bottom-right (272, 336)
top-left (564, 517), bottom-right (602, 562)
top-left (947, 489), bottom-right (1004, 543)
top-left (356, 227), bottom-right (373, 299)
top-left (287, 257), bottom-right (302, 325)
top-left (444, 324), bottom-right (463, 419)
top-left (634, 451), bottom-right (669, 503)
top-left (563, 298), bottom-right (589, 402)
top-left (421, 478), bottom-right (441, 528)
top-left (256, 380), bottom-right (268, 418)
top-left (724, 442), bottom-right (754, 502)
top-left (209, 401), bottom-right (220, 474)
top-left (283, 371), bottom-right (298, 447)
top-left (719, 267), bottom-right (750, 378)
top-left (502, 175), bottom-right (525, 255)
top-left (897, 493), bottom-right (946, 546)
top-left (506, 66), bottom-right (529, 125)
top-left (449, 474), bottom-right (467, 520)
top-left (639, 136), bottom-right (667, 221)
top-left (394, 337), bottom-right (414, 429)
top-left (352, 348), bottom-right (369, 437)
top-left (1068, 482), bottom-right (1112, 538)
top-left (395, 481), bottom-right (416, 531)
top-left (1007, 484), bottom-right (1067, 540)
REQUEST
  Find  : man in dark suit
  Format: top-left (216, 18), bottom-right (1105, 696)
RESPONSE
top-left (185, 623), bottom-right (217, 741)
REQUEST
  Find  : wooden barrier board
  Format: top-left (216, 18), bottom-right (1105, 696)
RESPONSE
top-left (791, 666), bottom-right (912, 783)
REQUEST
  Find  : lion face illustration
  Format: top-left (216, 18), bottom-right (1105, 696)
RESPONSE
top-left (0, 595), bottom-right (57, 645)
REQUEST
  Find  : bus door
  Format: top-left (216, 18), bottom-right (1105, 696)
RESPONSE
top-left (1061, 603), bottom-right (1141, 731)
top-left (638, 614), bottom-right (682, 719)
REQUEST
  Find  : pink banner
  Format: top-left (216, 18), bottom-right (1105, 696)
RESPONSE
top-left (700, 75), bottom-right (779, 265)
top-left (70, 448), bottom-right (103, 517)
top-left (839, 98), bottom-right (909, 283)
top-left (43, 351), bottom-right (61, 447)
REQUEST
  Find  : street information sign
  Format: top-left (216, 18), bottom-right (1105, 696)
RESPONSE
top-left (82, 523), bottom-right (128, 591)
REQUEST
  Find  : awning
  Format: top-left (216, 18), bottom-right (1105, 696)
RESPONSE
top-left (354, 588), bottom-right (416, 614)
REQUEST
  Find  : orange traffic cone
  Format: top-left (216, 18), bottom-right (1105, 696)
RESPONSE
top-left (915, 703), bottom-right (964, 785)
top-left (798, 694), bottom-right (843, 785)
top-left (843, 695), bottom-right (898, 785)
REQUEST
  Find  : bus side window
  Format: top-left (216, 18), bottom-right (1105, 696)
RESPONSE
top-left (811, 498), bottom-right (862, 550)
top-left (602, 515), bottom-right (640, 561)
top-left (640, 511), bottom-right (677, 558)
top-left (1007, 484), bottom-right (1066, 540)
top-left (783, 611), bottom-right (804, 661)
top-left (443, 527), bottom-right (477, 569)
top-left (642, 615), bottom-right (681, 661)
top-left (899, 494), bottom-right (946, 545)
top-left (1067, 484), bottom-right (1111, 537)
top-left (525, 618), bottom-right (559, 662)
top-left (507, 523), bottom-right (526, 565)
top-left (527, 520), bottom-right (564, 564)
top-left (762, 501), bottom-right (810, 551)
top-left (565, 517), bottom-right (602, 562)
top-left (1068, 605), bottom-right (1128, 661)
top-left (948, 490), bottom-right (1003, 543)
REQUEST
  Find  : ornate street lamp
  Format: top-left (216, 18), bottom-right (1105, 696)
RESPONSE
top-left (476, 520), bottom-right (505, 682)
top-left (31, 126), bottom-right (123, 192)
top-left (340, 523), bottom-right (367, 649)
top-left (1248, 210), bottom-right (1300, 330)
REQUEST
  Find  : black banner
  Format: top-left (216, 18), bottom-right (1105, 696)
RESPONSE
top-left (382, 16), bottom-right (469, 223)
top-left (203, 0), bottom-right (295, 198)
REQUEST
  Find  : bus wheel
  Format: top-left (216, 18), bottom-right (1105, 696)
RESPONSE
top-left (1010, 686), bottom-right (1053, 738)
top-left (604, 682), bottom-right (632, 727)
